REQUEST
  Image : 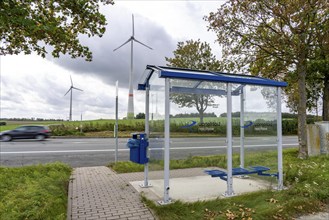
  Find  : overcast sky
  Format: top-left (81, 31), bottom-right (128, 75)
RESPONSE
top-left (0, 0), bottom-right (289, 121)
top-left (0, 1), bottom-right (220, 120)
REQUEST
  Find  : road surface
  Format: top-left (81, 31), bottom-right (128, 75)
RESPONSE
top-left (0, 136), bottom-right (298, 167)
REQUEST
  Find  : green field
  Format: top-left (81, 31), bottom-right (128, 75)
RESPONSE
top-left (0, 117), bottom-right (298, 137)
top-left (0, 119), bottom-right (144, 132)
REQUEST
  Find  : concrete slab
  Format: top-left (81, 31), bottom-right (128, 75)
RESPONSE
top-left (130, 175), bottom-right (272, 203)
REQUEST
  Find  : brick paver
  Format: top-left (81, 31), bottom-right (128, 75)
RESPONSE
top-left (68, 167), bottom-right (155, 220)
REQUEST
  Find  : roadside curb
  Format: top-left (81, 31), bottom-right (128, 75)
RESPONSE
top-left (66, 171), bottom-right (74, 220)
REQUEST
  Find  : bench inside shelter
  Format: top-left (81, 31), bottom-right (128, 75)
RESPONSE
top-left (205, 166), bottom-right (278, 181)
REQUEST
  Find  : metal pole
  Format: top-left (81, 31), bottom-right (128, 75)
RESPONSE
top-left (0, 55), bottom-right (2, 165)
top-left (240, 86), bottom-right (245, 168)
top-left (156, 93), bottom-right (158, 116)
top-left (127, 39), bottom-right (134, 119)
top-left (115, 81), bottom-right (119, 163)
top-left (151, 94), bottom-right (154, 120)
top-left (145, 83), bottom-right (149, 141)
top-left (225, 83), bottom-right (234, 196)
top-left (80, 113), bottom-right (83, 133)
top-left (140, 83), bottom-right (151, 188)
top-left (277, 87), bottom-right (283, 190)
top-left (160, 78), bottom-right (171, 204)
top-left (70, 89), bottom-right (73, 121)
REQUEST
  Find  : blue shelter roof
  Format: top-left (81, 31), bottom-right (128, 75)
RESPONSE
top-left (138, 65), bottom-right (287, 90)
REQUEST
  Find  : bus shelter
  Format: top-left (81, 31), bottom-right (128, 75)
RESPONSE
top-left (137, 65), bottom-right (288, 204)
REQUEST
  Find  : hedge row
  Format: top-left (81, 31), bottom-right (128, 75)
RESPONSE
top-left (49, 119), bottom-right (305, 136)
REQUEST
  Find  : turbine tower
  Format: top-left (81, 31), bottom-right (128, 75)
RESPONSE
top-left (64, 75), bottom-right (83, 121)
top-left (114, 14), bottom-right (152, 119)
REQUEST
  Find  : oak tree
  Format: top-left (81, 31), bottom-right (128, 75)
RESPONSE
top-left (206, 0), bottom-right (329, 158)
top-left (165, 39), bottom-right (221, 123)
top-left (0, 0), bottom-right (114, 61)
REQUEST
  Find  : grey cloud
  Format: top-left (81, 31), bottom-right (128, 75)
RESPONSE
top-left (34, 76), bottom-right (69, 106)
top-left (84, 94), bottom-right (114, 109)
top-left (49, 8), bottom-right (176, 89)
top-left (1, 77), bottom-right (24, 102)
top-left (0, 91), bottom-right (24, 103)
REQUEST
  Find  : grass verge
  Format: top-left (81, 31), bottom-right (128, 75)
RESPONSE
top-left (0, 162), bottom-right (72, 220)
top-left (110, 149), bottom-right (329, 219)
top-left (109, 149), bottom-right (281, 173)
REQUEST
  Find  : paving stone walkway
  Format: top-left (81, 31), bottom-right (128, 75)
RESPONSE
top-left (67, 166), bottom-right (329, 220)
top-left (68, 166), bottom-right (155, 220)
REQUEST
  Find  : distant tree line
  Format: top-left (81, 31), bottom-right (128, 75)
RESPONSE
top-left (135, 113), bottom-right (145, 119)
top-left (134, 112), bottom-right (218, 119)
top-left (0, 118), bottom-right (64, 121)
top-left (220, 112), bottom-right (241, 117)
top-left (171, 112), bottom-right (217, 118)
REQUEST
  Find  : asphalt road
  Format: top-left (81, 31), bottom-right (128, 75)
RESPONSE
top-left (0, 136), bottom-right (298, 167)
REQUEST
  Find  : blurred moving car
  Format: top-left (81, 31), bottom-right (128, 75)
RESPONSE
top-left (0, 125), bottom-right (51, 141)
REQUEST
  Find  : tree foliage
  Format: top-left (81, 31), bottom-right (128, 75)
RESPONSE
top-left (135, 112), bottom-right (145, 119)
top-left (0, 0), bottom-right (114, 61)
top-left (166, 39), bottom-right (221, 70)
top-left (307, 50), bottom-right (329, 120)
top-left (206, 0), bottom-right (329, 158)
top-left (286, 56), bottom-right (328, 116)
top-left (166, 39), bottom-right (221, 123)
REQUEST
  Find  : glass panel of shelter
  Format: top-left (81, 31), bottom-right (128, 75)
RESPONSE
top-left (169, 79), bottom-right (227, 159)
top-left (148, 73), bottom-right (165, 176)
top-left (147, 75), bottom-right (279, 188)
top-left (238, 85), bottom-right (278, 173)
top-left (168, 79), bottom-right (279, 168)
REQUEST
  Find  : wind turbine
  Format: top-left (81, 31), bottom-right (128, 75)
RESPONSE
top-left (64, 75), bottom-right (83, 121)
top-left (113, 14), bottom-right (152, 119)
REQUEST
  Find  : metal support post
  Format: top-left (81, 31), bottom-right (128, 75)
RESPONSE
top-left (159, 78), bottom-right (171, 204)
top-left (80, 113), bottom-right (83, 133)
top-left (140, 83), bottom-right (151, 188)
top-left (277, 87), bottom-right (284, 190)
top-left (115, 81), bottom-right (119, 163)
top-left (225, 83), bottom-right (235, 196)
top-left (240, 86), bottom-right (245, 168)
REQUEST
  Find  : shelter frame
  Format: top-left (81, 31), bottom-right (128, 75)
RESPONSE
top-left (138, 65), bottom-right (287, 204)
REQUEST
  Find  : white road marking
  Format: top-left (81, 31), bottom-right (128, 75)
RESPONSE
top-left (0, 143), bottom-right (297, 154)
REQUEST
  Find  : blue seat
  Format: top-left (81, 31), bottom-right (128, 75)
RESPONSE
top-left (205, 166), bottom-right (278, 181)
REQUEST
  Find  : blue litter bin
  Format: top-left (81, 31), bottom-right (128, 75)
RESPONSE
top-left (126, 133), bottom-right (149, 164)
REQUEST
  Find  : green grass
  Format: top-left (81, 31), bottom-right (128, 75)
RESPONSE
top-left (0, 163), bottom-right (72, 220)
top-left (111, 149), bottom-right (329, 219)
top-left (109, 149), bottom-right (280, 173)
top-left (142, 190), bottom-right (324, 220)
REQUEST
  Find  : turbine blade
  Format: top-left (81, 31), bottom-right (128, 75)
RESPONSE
top-left (132, 14), bottom-right (135, 36)
top-left (64, 87), bottom-right (72, 96)
top-left (72, 87), bottom-right (83, 92)
top-left (133, 38), bottom-right (153, 50)
top-left (113, 38), bottom-right (132, 51)
top-left (70, 75), bottom-right (73, 86)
